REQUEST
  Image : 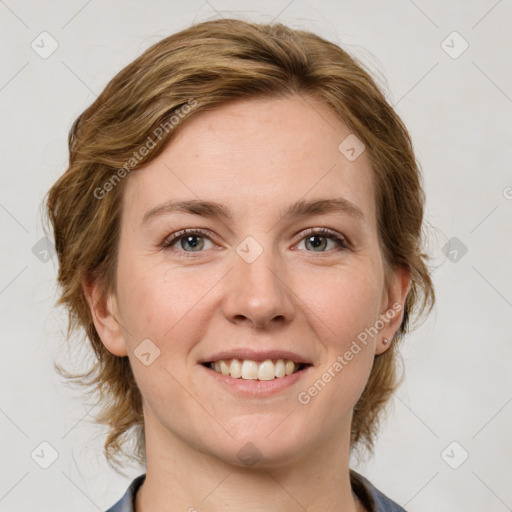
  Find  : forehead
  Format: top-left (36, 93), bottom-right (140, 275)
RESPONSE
top-left (122, 95), bottom-right (376, 229)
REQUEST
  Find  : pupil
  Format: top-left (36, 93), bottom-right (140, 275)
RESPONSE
top-left (183, 236), bottom-right (202, 250)
top-left (308, 235), bottom-right (325, 250)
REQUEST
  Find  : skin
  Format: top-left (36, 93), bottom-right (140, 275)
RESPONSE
top-left (85, 94), bottom-right (410, 512)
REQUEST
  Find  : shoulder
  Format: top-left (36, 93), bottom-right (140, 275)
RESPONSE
top-left (350, 469), bottom-right (408, 512)
top-left (104, 474), bottom-right (146, 512)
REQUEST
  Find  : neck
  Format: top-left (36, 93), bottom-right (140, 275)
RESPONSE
top-left (135, 410), bottom-right (361, 512)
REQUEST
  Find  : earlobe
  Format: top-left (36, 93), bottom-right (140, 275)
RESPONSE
top-left (82, 277), bottom-right (128, 357)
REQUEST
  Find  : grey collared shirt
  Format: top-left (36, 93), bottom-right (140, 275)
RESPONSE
top-left (105, 470), bottom-right (407, 512)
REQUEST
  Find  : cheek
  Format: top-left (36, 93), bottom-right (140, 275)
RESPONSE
top-left (116, 254), bottom-right (223, 345)
top-left (300, 264), bottom-right (381, 387)
top-left (299, 263), bottom-right (383, 344)
top-left (295, 269), bottom-right (381, 420)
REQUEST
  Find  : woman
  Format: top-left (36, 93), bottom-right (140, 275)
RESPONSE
top-left (45, 18), bottom-right (434, 512)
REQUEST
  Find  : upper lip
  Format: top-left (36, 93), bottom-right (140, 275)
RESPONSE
top-left (199, 348), bottom-right (313, 365)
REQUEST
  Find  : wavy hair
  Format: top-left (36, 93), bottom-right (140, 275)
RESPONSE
top-left (44, 18), bottom-right (435, 471)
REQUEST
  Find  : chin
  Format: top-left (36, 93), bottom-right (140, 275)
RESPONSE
top-left (208, 428), bottom-right (315, 470)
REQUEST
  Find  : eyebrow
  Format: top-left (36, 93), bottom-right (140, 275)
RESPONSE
top-left (142, 197), bottom-right (365, 225)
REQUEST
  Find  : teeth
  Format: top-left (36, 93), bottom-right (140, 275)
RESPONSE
top-left (258, 360), bottom-right (276, 381)
top-left (275, 359), bottom-right (285, 378)
top-left (230, 359), bottom-right (242, 378)
top-left (241, 360), bottom-right (258, 379)
top-left (219, 360), bottom-right (230, 376)
top-left (209, 358), bottom-right (302, 380)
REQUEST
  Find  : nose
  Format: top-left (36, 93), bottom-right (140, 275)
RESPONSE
top-left (222, 241), bottom-right (295, 330)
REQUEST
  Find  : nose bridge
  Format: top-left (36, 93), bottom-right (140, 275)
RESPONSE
top-left (223, 233), bottom-right (295, 327)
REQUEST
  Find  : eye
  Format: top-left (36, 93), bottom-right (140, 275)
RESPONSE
top-left (161, 228), bottom-right (216, 256)
top-left (295, 228), bottom-right (349, 253)
top-left (161, 227), bottom-right (349, 257)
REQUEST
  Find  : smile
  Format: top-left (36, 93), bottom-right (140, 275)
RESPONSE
top-left (201, 359), bottom-right (313, 398)
top-left (204, 358), bottom-right (309, 380)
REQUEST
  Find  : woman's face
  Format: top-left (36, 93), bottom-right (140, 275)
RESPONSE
top-left (91, 94), bottom-right (408, 467)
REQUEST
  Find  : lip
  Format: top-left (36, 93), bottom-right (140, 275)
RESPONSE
top-left (200, 363), bottom-right (313, 397)
top-left (198, 348), bottom-right (313, 365)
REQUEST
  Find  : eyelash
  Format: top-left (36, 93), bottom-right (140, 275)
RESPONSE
top-left (160, 227), bottom-right (349, 258)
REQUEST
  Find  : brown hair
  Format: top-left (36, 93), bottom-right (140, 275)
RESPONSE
top-left (44, 17), bottom-right (435, 470)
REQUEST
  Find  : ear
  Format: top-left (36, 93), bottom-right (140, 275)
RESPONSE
top-left (82, 275), bottom-right (128, 357)
top-left (375, 265), bottom-right (411, 355)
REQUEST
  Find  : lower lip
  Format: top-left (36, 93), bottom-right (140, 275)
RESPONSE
top-left (200, 364), bottom-right (312, 397)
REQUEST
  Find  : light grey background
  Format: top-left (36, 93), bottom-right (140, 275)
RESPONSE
top-left (1, 1), bottom-right (511, 511)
